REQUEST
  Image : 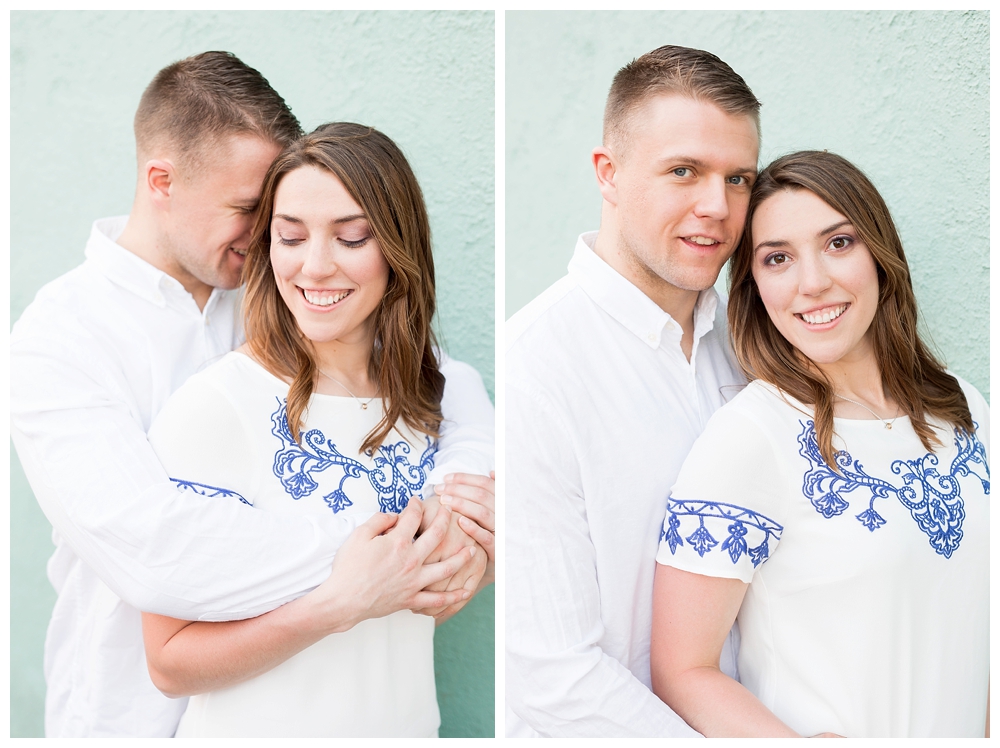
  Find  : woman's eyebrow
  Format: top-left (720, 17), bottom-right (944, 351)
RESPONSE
top-left (333, 213), bottom-right (367, 225)
top-left (816, 220), bottom-right (852, 237)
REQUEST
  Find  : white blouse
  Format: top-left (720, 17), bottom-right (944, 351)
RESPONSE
top-left (656, 378), bottom-right (990, 738)
top-left (147, 352), bottom-right (441, 737)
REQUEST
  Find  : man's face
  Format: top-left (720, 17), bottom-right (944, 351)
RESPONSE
top-left (163, 134), bottom-right (283, 302)
top-left (610, 95), bottom-right (759, 300)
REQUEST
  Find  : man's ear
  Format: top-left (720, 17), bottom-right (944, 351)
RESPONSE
top-left (144, 159), bottom-right (176, 209)
top-left (592, 146), bottom-right (619, 206)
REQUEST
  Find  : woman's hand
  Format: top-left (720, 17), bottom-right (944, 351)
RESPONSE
top-left (435, 471), bottom-right (495, 589)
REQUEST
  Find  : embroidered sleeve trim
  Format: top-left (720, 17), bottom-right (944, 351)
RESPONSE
top-left (661, 499), bottom-right (784, 568)
top-left (170, 478), bottom-right (252, 506)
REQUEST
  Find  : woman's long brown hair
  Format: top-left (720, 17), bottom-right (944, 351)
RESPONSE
top-left (241, 122), bottom-right (444, 453)
top-left (728, 150), bottom-right (972, 469)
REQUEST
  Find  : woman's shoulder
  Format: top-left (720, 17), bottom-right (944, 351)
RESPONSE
top-left (150, 352), bottom-right (285, 437)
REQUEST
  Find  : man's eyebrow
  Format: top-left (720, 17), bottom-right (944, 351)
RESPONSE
top-left (656, 155), bottom-right (757, 176)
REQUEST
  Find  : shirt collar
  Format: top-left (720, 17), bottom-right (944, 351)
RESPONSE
top-left (568, 231), bottom-right (720, 349)
top-left (84, 216), bottom-right (225, 313)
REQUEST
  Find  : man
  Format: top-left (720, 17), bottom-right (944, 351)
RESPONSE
top-left (10, 51), bottom-right (494, 737)
top-left (505, 45), bottom-right (760, 736)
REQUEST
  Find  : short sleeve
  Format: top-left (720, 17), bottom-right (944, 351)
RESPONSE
top-left (147, 370), bottom-right (260, 507)
top-left (655, 404), bottom-right (786, 583)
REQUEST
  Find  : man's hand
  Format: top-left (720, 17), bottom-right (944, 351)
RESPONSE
top-left (436, 471), bottom-right (495, 589)
top-left (305, 497), bottom-right (476, 634)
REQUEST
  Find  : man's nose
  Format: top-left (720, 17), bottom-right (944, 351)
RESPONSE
top-left (692, 177), bottom-right (730, 221)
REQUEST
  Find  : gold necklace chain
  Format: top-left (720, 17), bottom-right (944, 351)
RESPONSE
top-left (316, 367), bottom-right (377, 410)
top-left (834, 394), bottom-right (900, 430)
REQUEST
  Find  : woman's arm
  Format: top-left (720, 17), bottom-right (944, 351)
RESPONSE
top-left (143, 499), bottom-right (477, 697)
top-left (650, 563), bottom-right (799, 737)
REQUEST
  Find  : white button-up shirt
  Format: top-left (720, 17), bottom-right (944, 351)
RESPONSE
top-left (10, 217), bottom-right (494, 738)
top-left (505, 232), bottom-right (744, 737)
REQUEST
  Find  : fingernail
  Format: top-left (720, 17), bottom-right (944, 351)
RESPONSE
top-left (440, 495), bottom-right (453, 506)
top-left (445, 473), bottom-right (456, 482)
top-left (469, 547), bottom-right (476, 557)
top-left (463, 590), bottom-right (472, 599)
top-left (433, 484), bottom-right (444, 494)
top-left (458, 516), bottom-right (471, 527)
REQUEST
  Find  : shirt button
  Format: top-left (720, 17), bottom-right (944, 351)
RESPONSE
top-left (647, 333), bottom-right (656, 342)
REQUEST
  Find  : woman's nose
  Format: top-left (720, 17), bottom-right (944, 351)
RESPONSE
top-left (301, 242), bottom-right (337, 279)
top-left (798, 252), bottom-right (833, 295)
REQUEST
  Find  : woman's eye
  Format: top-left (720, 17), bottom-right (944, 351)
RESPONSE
top-left (275, 235), bottom-right (303, 247)
top-left (829, 236), bottom-right (852, 250)
top-left (340, 237), bottom-right (370, 249)
top-left (764, 252), bottom-right (789, 266)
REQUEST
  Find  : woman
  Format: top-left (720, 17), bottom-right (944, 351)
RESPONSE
top-left (140, 123), bottom-right (494, 737)
top-left (650, 151), bottom-right (989, 737)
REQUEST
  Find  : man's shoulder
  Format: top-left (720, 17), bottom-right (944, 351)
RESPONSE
top-left (11, 261), bottom-right (111, 343)
top-left (505, 273), bottom-right (585, 354)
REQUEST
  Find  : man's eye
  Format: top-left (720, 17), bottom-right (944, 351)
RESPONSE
top-left (673, 168), bottom-right (691, 177)
top-left (727, 176), bottom-right (748, 186)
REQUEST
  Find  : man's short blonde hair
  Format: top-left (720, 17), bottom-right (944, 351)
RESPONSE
top-left (603, 45), bottom-right (761, 159)
top-left (134, 51), bottom-right (302, 176)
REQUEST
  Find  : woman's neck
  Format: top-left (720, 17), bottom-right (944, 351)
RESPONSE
top-left (311, 338), bottom-right (378, 398)
top-left (813, 347), bottom-right (896, 419)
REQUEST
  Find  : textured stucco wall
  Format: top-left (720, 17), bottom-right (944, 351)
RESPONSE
top-left (10, 10), bottom-right (494, 738)
top-left (506, 11), bottom-right (989, 403)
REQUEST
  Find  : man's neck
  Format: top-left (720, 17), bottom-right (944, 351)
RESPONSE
top-left (592, 228), bottom-right (701, 361)
top-left (115, 207), bottom-right (212, 311)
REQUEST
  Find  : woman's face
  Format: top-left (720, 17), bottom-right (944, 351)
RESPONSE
top-left (269, 165), bottom-right (390, 349)
top-left (750, 188), bottom-right (880, 370)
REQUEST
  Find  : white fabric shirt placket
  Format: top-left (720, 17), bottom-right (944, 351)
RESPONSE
top-left (505, 232), bottom-right (742, 738)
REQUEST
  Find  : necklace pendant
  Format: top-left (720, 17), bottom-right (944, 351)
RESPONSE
top-left (885, 423), bottom-right (891, 430)
top-left (361, 403), bottom-right (367, 410)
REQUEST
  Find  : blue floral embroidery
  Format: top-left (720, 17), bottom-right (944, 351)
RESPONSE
top-left (661, 500), bottom-right (784, 568)
top-left (797, 420), bottom-right (990, 559)
top-left (170, 478), bottom-right (251, 506)
top-left (269, 398), bottom-right (437, 514)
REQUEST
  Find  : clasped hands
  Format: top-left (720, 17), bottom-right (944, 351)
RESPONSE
top-left (316, 472), bottom-right (495, 632)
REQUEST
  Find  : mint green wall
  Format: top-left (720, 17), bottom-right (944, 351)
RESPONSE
top-left (506, 10), bottom-right (989, 403)
top-left (10, 10), bottom-right (494, 738)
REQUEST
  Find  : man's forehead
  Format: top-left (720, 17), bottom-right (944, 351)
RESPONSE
top-left (620, 93), bottom-right (759, 166)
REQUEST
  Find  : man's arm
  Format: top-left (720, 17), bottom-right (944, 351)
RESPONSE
top-left (11, 331), bottom-right (356, 621)
top-left (142, 502), bottom-right (477, 697)
top-left (11, 335), bottom-right (493, 622)
top-left (505, 383), bottom-right (699, 737)
top-left (428, 355), bottom-right (495, 485)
